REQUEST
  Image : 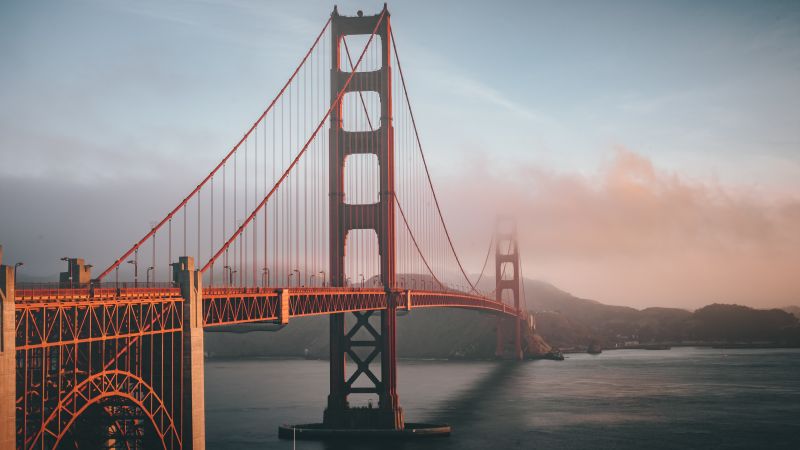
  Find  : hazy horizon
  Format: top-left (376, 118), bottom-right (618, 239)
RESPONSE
top-left (1, 0), bottom-right (798, 310)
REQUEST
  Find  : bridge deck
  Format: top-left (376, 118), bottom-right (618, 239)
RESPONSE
top-left (13, 286), bottom-right (518, 349)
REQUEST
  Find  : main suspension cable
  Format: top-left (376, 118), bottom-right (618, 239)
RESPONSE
top-left (472, 234), bottom-right (494, 292)
top-left (97, 16), bottom-right (333, 282)
top-left (390, 29), bottom-right (480, 295)
top-left (201, 11), bottom-right (387, 273)
top-left (342, 38), bottom-right (446, 291)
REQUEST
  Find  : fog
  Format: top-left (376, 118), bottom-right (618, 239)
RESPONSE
top-left (2, 146), bottom-right (798, 310)
top-left (438, 148), bottom-right (800, 309)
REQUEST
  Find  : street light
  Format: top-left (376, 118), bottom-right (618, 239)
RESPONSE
top-left (310, 274), bottom-right (316, 286)
top-left (223, 265), bottom-right (231, 286)
top-left (359, 274), bottom-right (365, 288)
top-left (60, 257), bottom-right (71, 287)
top-left (261, 267), bottom-right (270, 287)
top-left (318, 271), bottom-right (326, 287)
top-left (345, 276), bottom-right (351, 287)
top-left (14, 262), bottom-right (23, 281)
top-left (126, 260), bottom-right (138, 287)
top-left (146, 266), bottom-right (155, 287)
top-left (85, 264), bottom-right (93, 288)
top-left (291, 269), bottom-right (300, 287)
top-left (223, 265), bottom-right (237, 286)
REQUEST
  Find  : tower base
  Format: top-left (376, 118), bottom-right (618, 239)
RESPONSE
top-left (278, 422), bottom-right (450, 440)
top-left (323, 405), bottom-right (404, 430)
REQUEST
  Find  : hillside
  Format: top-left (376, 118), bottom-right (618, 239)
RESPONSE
top-left (783, 306), bottom-right (800, 320)
top-left (520, 280), bottom-right (692, 348)
top-left (519, 280), bottom-right (800, 349)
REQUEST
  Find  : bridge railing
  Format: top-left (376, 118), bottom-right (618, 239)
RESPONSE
top-left (409, 290), bottom-right (520, 316)
top-left (15, 296), bottom-right (184, 350)
top-left (14, 282), bottom-right (181, 303)
top-left (200, 286), bottom-right (520, 327)
top-left (15, 284), bottom-right (92, 302)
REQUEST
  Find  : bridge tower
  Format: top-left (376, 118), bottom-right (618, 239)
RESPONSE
top-left (495, 217), bottom-right (523, 360)
top-left (0, 247), bottom-right (16, 450)
top-left (325, 5), bottom-right (403, 429)
top-left (175, 256), bottom-right (207, 449)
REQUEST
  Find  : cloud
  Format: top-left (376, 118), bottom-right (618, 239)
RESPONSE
top-left (439, 148), bottom-right (800, 309)
top-left (0, 120), bottom-right (222, 185)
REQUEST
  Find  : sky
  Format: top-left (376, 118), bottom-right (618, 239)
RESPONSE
top-left (1, 0), bottom-right (798, 309)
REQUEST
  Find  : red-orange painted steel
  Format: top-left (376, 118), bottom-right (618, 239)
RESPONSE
top-left (324, 6), bottom-right (405, 430)
top-left (13, 285), bottom-right (516, 446)
top-left (15, 288), bottom-right (185, 449)
top-left (201, 287), bottom-right (518, 328)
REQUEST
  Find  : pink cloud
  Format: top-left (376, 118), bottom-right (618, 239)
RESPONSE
top-left (439, 148), bottom-right (800, 309)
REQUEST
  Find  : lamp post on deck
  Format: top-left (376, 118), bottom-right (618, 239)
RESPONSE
top-left (126, 259), bottom-right (138, 288)
top-left (292, 269), bottom-right (300, 287)
top-left (262, 267), bottom-right (270, 287)
top-left (60, 257), bottom-right (72, 288)
top-left (14, 262), bottom-right (23, 282)
top-left (223, 265), bottom-right (236, 286)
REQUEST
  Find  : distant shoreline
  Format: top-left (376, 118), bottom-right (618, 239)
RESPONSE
top-left (204, 345), bottom-right (800, 361)
top-left (560, 343), bottom-right (800, 354)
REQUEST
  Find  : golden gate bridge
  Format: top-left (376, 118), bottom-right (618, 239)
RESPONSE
top-left (0, 5), bottom-right (533, 448)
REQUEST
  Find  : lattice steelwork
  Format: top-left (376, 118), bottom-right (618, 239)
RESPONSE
top-left (15, 289), bottom-right (184, 449)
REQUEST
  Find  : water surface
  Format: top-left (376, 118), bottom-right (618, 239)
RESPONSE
top-left (206, 347), bottom-right (800, 449)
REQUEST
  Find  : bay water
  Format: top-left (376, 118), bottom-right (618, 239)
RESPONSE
top-left (206, 347), bottom-right (800, 449)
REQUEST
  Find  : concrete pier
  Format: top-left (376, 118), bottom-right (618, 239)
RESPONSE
top-left (176, 256), bottom-right (206, 450)
top-left (0, 247), bottom-right (16, 450)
